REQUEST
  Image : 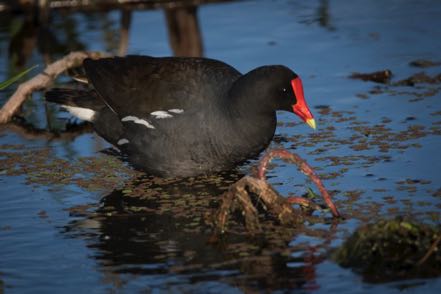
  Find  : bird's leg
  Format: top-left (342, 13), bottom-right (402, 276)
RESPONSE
top-left (257, 149), bottom-right (340, 217)
top-left (214, 175), bottom-right (300, 234)
top-left (213, 149), bottom-right (340, 234)
top-left (243, 176), bottom-right (300, 226)
top-left (215, 176), bottom-right (261, 233)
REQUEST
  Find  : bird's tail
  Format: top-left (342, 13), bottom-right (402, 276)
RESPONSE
top-left (45, 88), bottom-right (105, 122)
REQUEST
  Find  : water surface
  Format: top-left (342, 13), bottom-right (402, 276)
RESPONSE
top-left (1, 0), bottom-right (441, 292)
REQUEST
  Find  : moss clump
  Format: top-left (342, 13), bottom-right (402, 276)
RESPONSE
top-left (333, 217), bottom-right (441, 283)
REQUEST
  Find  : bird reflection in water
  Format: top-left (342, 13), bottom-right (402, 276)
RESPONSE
top-left (63, 170), bottom-right (339, 292)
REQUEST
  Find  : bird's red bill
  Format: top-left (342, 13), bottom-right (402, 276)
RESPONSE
top-left (291, 77), bottom-right (314, 125)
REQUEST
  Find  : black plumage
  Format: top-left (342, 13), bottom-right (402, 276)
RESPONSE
top-left (46, 55), bottom-right (312, 177)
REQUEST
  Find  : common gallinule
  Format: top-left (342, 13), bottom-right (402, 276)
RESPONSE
top-left (46, 56), bottom-right (315, 177)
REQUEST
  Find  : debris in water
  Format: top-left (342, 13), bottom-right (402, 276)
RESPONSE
top-left (349, 70), bottom-right (393, 84)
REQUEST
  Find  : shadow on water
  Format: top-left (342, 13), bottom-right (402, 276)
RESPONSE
top-left (62, 172), bottom-right (339, 291)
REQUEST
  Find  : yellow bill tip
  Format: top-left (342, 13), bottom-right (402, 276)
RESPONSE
top-left (306, 118), bottom-right (316, 130)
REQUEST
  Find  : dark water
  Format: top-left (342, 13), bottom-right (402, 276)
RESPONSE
top-left (1, 0), bottom-right (441, 292)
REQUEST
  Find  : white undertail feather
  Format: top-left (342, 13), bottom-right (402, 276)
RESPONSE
top-left (62, 106), bottom-right (96, 122)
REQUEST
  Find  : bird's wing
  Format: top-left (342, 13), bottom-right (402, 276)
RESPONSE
top-left (83, 56), bottom-right (241, 118)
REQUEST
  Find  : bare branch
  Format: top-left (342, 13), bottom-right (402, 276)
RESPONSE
top-left (0, 51), bottom-right (105, 124)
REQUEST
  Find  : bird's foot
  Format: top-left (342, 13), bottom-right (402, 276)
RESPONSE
top-left (213, 149), bottom-right (340, 234)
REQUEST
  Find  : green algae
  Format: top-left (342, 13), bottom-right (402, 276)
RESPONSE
top-left (333, 217), bottom-right (441, 283)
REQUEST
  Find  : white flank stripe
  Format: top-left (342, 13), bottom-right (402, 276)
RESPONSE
top-left (134, 118), bottom-right (155, 129)
top-left (121, 115), bottom-right (138, 122)
top-left (121, 115), bottom-right (155, 129)
top-left (151, 111), bottom-right (173, 119)
top-left (117, 138), bottom-right (129, 145)
top-left (168, 108), bottom-right (184, 114)
top-left (62, 106), bottom-right (96, 122)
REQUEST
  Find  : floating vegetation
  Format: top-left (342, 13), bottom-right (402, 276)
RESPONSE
top-left (349, 69), bottom-right (393, 84)
top-left (0, 144), bottom-right (139, 192)
top-left (333, 218), bottom-right (441, 283)
top-left (409, 59), bottom-right (441, 68)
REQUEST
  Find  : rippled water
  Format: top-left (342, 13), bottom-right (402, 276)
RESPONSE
top-left (1, 0), bottom-right (441, 292)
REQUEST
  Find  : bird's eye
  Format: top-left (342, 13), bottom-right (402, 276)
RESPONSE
top-left (282, 88), bottom-right (287, 92)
